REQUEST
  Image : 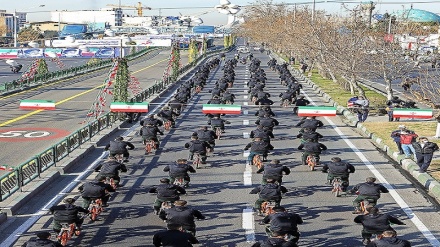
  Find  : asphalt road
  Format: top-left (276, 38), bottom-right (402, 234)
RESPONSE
top-left (1, 46), bottom-right (440, 246)
top-left (0, 48), bottom-right (184, 171)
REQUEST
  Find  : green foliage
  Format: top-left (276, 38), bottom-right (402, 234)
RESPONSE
top-left (113, 58), bottom-right (130, 102)
top-left (36, 59), bottom-right (48, 75)
top-left (188, 40), bottom-right (198, 63)
top-left (171, 45), bottom-right (181, 81)
top-left (86, 58), bottom-right (101, 66)
top-left (224, 35), bottom-right (229, 48)
top-left (17, 27), bottom-right (43, 44)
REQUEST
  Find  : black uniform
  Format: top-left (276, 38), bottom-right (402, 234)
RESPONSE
top-left (351, 182), bottom-right (389, 209)
top-left (207, 118), bottom-right (229, 131)
top-left (49, 203), bottom-right (89, 232)
top-left (163, 163), bottom-right (196, 184)
top-left (298, 141), bottom-right (327, 165)
top-left (140, 125), bottom-right (164, 146)
top-left (153, 229), bottom-right (199, 247)
top-left (105, 140), bottom-right (135, 159)
top-left (159, 206), bottom-right (205, 235)
top-left (296, 130), bottom-right (323, 143)
top-left (94, 160), bottom-right (127, 185)
top-left (157, 109), bottom-right (177, 127)
top-left (255, 117), bottom-right (279, 130)
top-left (322, 161), bottom-right (355, 190)
top-left (256, 163), bottom-right (290, 184)
top-left (354, 213), bottom-right (405, 240)
top-left (295, 118), bottom-right (323, 131)
top-left (193, 129), bottom-right (217, 146)
top-left (149, 184), bottom-right (186, 211)
top-left (261, 211), bottom-right (303, 241)
top-left (250, 127), bottom-right (274, 143)
top-left (252, 238), bottom-right (297, 247)
top-left (79, 181), bottom-right (115, 208)
top-left (184, 140), bottom-right (212, 162)
top-left (366, 237), bottom-right (411, 247)
top-left (251, 183), bottom-right (288, 210)
top-left (140, 118), bottom-right (163, 127)
top-left (255, 97), bottom-right (274, 105)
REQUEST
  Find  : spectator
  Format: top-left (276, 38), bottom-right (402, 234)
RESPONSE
top-left (347, 96), bottom-right (358, 108)
top-left (354, 96), bottom-right (370, 122)
top-left (400, 130), bottom-right (418, 159)
top-left (386, 96), bottom-right (404, 122)
top-left (412, 137), bottom-right (439, 173)
top-left (390, 125), bottom-right (414, 155)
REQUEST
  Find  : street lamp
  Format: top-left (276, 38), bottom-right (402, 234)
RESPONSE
top-left (13, 5), bottom-right (45, 47)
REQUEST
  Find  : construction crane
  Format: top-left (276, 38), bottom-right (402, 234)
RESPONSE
top-left (106, 2), bottom-right (151, 17)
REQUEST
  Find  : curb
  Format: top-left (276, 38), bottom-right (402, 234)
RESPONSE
top-left (282, 60), bottom-right (440, 201)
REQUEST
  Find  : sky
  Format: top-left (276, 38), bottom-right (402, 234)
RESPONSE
top-left (2, 0), bottom-right (440, 26)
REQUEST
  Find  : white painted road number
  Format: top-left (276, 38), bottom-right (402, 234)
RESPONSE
top-left (0, 131), bottom-right (51, 138)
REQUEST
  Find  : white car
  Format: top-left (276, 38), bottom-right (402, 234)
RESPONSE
top-left (237, 46), bottom-right (250, 53)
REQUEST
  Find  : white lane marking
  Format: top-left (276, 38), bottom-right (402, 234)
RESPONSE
top-left (2, 83), bottom-right (180, 247)
top-left (243, 207), bottom-right (256, 242)
top-left (243, 132), bottom-right (250, 138)
top-left (243, 120), bottom-right (249, 125)
top-left (243, 90), bottom-right (248, 93)
top-left (244, 110), bottom-right (248, 115)
top-left (303, 91), bottom-right (440, 246)
top-left (244, 95), bottom-right (248, 99)
top-left (243, 102), bottom-right (248, 106)
top-left (243, 84), bottom-right (247, 88)
top-left (244, 163), bottom-right (253, 186)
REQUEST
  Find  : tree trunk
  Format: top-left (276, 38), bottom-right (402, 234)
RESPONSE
top-left (385, 78), bottom-right (394, 100)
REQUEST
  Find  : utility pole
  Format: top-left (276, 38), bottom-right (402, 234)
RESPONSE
top-left (311, 0), bottom-right (316, 23)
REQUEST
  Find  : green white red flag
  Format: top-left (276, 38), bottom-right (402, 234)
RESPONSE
top-left (392, 108), bottom-right (432, 119)
top-left (298, 106), bottom-right (337, 117)
top-left (110, 102), bottom-right (149, 112)
top-left (20, 100), bottom-right (56, 110)
top-left (202, 104), bottom-right (241, 114)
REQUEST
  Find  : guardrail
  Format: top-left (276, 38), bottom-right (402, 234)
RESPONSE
top-left (0, 45), bottom-right (229, 202)
top-left (0, 47), bottom-right (160, 95)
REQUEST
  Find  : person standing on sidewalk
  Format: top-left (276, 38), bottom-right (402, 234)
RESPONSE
top-left (399, 130), bottom-right (418, 159)
top-left (354, 96), bottom-right (370, 123)
top-left (390, 125), bottom-right (414, 155)
top-left (412, 137), bottom-right (439, 173)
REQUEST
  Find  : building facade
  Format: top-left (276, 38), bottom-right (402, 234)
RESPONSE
top-left (51, 8), bottom-right (123, 27)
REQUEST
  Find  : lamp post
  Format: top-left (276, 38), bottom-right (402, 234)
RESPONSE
top-left (13, 5), bottom-right (45, 47)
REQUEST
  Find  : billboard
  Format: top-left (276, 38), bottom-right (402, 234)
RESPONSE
top-left (0, 47), bottom-right (121, 59)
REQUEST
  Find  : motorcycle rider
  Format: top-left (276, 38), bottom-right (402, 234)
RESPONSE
top-left (78, 175), bottom-right (115, 208)
top-left (295, 116), bottom-right (323, 132)
top-left (250, 179), bottom-right (288, 216)
top-left (321, 157), bottom-right (355, 192)
top-left (297, 139), bottom-right (327, 166)
top-left (140, 123), bottom-right (164, 150)
top-left (104, 136), bottom-right (134, 162)
top-left (149, 178), bottom-right (186, 215)
top-left (259, 206), bottom-right (303, 244)
top-left (159, 200), bottom-right (206, 236)
top-left (184, 135), bottom-right (213, 164)
top-left (193, 126), bottom-right (217, 148)
top-left (94, 157), bottom-right (128, 187)
top-left (350, 177), bottom-right (389, 214)
top-left (163, 159), bottom-right (196, 187)
top-left (49, 198), bottom-right (89, 233)
top-left (256, 160), bottom-right (290, 184)
top-left (244, 137), bottom-right (274, 164)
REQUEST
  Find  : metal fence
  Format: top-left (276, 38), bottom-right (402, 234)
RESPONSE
top-left (0, 45), bottom-right (229, 202)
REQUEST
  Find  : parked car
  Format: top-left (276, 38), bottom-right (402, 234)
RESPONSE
top-left (237, 46), bottom-right (250, 53)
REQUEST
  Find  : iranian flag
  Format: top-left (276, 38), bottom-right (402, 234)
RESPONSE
top-left (202, 104), bottom-right (241, 114)
top-left (20, 100), bottom-right (56, 110)
top-left (110, 102), bottom-right (149, 112)
top-left (393, 108), bottom-right (432, 119)
top-left (298, 106), bottom-right (337, 117)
